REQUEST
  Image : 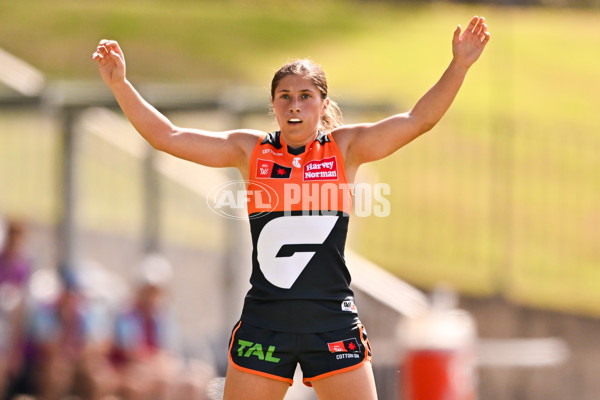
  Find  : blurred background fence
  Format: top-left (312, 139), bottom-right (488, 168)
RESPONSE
top-left (1, 0), bottom-right (600, 399)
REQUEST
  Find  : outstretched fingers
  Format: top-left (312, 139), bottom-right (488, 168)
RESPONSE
top-left (467, 16), bottom-right (480, 33)
top-left (92, 44), bottom-right (106, 61)
top-left (474, 17), bottom-right (484, 36)
top-left (481, 29), bottom-right (491, 45)
top-left (92, 39), bottom-right (124, 62)
top-left (453, 24), bottom-right (462, 44)
top-left (475, 17), bottom-right (490, 42)
top-left (105, 40), bottom-right (124, 59)
top-left (452, 16), bottom-right (490, 67)
top-left (464, 16), bottom-right (490, 45)
top-left (92, 39), bottom-right (127, 85)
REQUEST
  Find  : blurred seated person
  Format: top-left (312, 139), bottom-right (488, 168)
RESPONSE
top-left (108, 253), bottom-right (213, 400)
top-left (0, 281), bottom-right (27, 399)
top-left (0, 219), bottom-right (32, 398)
top-left (7, 267), bottom-right (113, 400)
top-left (0, 219), bottom-right (32, 289)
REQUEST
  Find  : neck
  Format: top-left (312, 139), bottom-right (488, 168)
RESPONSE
top-left (280, 129), bottom-right (319, 149)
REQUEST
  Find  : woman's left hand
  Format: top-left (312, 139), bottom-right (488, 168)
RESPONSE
top-left (452, 16), bottom-right (491, 68)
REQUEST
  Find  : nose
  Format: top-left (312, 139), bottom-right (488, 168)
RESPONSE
top-left (289, 98), bottom-right (300, 112)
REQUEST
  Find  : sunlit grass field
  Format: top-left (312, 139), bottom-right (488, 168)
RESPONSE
top-left (1, 0), bottom-right (600, 316)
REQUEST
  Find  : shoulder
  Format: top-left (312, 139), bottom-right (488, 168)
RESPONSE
top-left (330, 123), bottom-right (370, 158)
top-left (229, 129), bottom-right (265, 152)
top-left (227, 130), bottom-right (266, 172)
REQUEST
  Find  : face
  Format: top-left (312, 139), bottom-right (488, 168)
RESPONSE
top-left (271, 74), bottom-right (329, 147)
top-left (4, 225), bottom-right (25, 253)
top-left (139, 284), bottom-right (162, 309)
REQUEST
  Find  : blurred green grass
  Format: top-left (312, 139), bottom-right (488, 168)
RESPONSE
top-left (1, 0), bottom-right (600, 316)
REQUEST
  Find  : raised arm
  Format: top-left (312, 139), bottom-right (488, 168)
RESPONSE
top-left (92, 40), bottom-right (258, 174)
top-left (336, 16), bottom-right (490, 170)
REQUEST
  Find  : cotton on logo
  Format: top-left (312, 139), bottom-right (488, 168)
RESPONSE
top-left (206, 180), bottom-right (279, 220)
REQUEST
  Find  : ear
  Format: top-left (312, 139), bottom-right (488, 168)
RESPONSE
top-left (321, 97), bottom-right (330, 115)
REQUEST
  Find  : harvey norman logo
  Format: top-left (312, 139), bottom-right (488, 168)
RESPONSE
top-left (304, 157), bottom-right (338, 181)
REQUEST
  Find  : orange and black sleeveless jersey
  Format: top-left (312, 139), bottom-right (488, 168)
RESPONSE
top-left (241, 131), bottom-right (360, 333)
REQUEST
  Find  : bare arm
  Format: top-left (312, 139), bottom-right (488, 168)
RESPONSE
top-left (92, 40), bottom-right (258, 172)
top-left (337, 16), bottom-right (490, 169)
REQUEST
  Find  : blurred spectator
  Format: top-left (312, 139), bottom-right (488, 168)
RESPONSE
top-left (6, 266), bottom-right (116, 400)
top-left (74, 260), bottom-right (130, 400)
top-left (0, 219), bottom-right (32, 289)
top-left (0, 219), bottom-right (32, 398)
top-left (0, 283), bottom-right (27, 399)
top-left (107, 253), bottom-right (214, 400)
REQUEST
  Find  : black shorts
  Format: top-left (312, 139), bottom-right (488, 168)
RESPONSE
top-left (228, 320), bottom-right (372, 386)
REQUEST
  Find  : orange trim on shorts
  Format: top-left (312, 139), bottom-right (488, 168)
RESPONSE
top-left (228, 321), bottom-right (295, 386)
top-left (302, 323), bottom-right (373, 387)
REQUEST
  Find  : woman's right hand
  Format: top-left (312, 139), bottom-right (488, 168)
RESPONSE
top-left (92, 39), bottom-right (126, 86)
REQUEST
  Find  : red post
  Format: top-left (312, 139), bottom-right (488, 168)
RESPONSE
top-left (399, 288), bottom-right (477, 400)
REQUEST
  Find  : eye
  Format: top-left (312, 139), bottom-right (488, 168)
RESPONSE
top-left (301, 93), bottom-right (311, 99)
top-left (280, 94), bottom-right (290, 99)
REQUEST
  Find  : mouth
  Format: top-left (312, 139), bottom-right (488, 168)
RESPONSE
top-left (287, 118), bottom-right (302, 125)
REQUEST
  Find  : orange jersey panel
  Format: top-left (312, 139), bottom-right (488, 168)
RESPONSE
top-left (247, 132), bottom-right (352, 215)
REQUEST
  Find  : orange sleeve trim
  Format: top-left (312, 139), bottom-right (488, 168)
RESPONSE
top-left (228, 321), bottom-right (294, 386)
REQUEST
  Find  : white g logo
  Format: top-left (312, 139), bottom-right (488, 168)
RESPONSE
top-left (257, 215), bottom-right (338, 289)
